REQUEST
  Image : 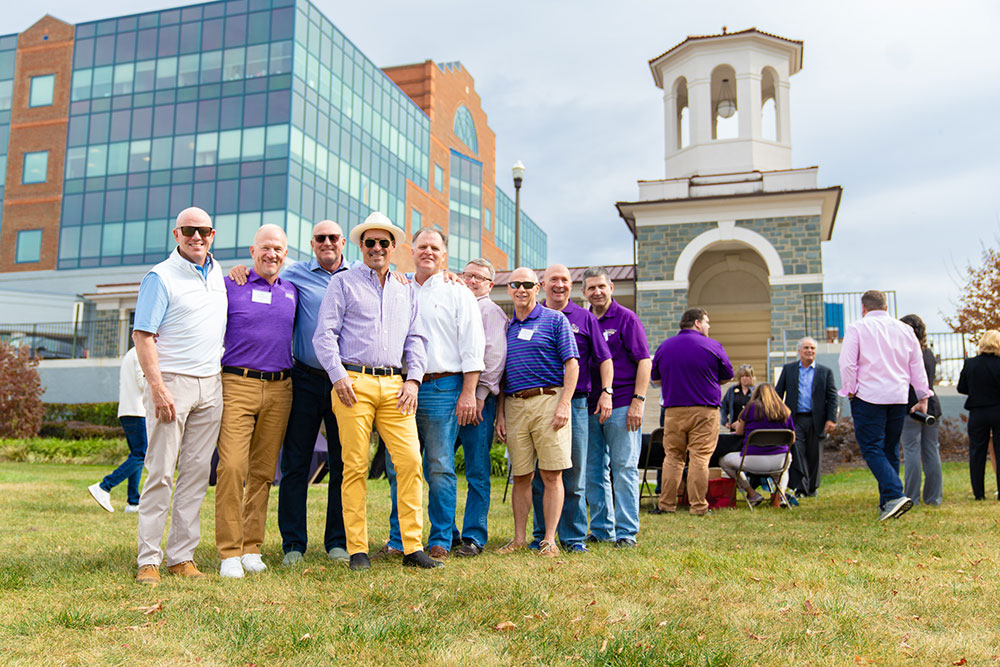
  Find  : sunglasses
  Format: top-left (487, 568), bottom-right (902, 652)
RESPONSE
top-left (509, 281), bottom-right (537, 290)
top-left (179, 226), bottom-right (214, 238)
top-left (313, 233), bottom-right (341, 244)
top-left (364, 238), bottom-right (392, 249)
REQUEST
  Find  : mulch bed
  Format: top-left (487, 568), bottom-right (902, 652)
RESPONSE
top-left (821, 416), bottom-right (970, 475)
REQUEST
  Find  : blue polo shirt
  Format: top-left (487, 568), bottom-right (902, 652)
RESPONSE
top-left (281, 256), bottom-right (347, 370)
top-left (504, 304), bottom-right (578, 394)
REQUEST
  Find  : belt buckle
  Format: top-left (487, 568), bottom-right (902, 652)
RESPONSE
top-left (372, 366), bottom-right (386, 376)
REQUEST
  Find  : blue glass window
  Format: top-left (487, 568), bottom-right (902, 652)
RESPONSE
top-left (23, 151), bottom-right (48, 184)
top-left (29, 74), bottom-right (55, 107)
top-left (434, 164), bottom-right (444, 192)
top-left (16, 230), bottom-right (43, 263)
top-left (452, 105), bottom-right (477, 154)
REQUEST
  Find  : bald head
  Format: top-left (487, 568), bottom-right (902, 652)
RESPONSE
top-left (175, 206), bottom-right (212, 228)
top-left (509, 267), bottom-right (539, 283)
top-left (250, 224), bottom-right (288, 283)
top-left (311, 219), bottom-right (346, 272)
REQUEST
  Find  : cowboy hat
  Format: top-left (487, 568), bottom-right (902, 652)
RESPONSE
top-left (349, 211), bottom-right (406, 248)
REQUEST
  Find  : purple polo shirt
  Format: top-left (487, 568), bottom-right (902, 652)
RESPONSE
top-left (651, 329), bottom-right (733, 408)
top-left (740, 403), bottom-right (795, 456)
top-left (221, 270), bottom-right (297, 372)
top-left (590, 300), bottom-right (650, 410)
top-left (543, 300), bottom-right (610, 394)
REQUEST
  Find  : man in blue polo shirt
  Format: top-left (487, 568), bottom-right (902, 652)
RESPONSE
top-left (532, 264), bottom-right (611, 553)
top-left (496, 267), bottom-right (579, 558)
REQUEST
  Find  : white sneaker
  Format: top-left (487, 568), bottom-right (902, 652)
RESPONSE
top-left (88, 483), bottom-right (114, 513)
top-left (219, 556), bottom-right (244, 578)
top-left (240, 553), bottom-right (267, 573)
top-left (124, 504), bottom-right (140, 514)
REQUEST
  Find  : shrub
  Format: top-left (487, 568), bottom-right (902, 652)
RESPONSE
top-left (0, 437), bottom-right (127, 464)
top-left (0, 342), bottom-right (45, 438)
top-left (44, 402), bottom-right (119, 427)
top-left (38, 420), bottom-right (124, 440)
top-left (454, 441), bottom-right (509, 477)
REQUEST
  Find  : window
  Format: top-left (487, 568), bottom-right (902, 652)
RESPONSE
top-left (452, 105), bottom-right (478, 154)
top-left (434, 163), bottom-right (444, 192)
top-left (29, 74), bottom-right (55, 107)
top-left (484, 207), bottom-right (491, 231)
top-left (411, 208), bottom-right (421, 232)
top-left (16, 230), bottom-right (43, 263)
top-left (22, 151), bottom-right (48, 184)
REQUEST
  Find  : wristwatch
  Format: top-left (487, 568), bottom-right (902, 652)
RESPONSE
top-left (632, 394), bottom-right (645, 401)
top-left (602, 387), bottom-right (613, 395)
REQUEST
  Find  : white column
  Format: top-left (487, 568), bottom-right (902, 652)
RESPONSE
top-left (663, 90), bottom-right (677, 163)
top-left (777, 80), bottom-right (792, 145)
top-left (688, 77), bottom-right (712, 146)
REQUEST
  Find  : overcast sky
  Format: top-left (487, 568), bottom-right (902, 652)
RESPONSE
top-left (10, 1), bottom-right (1000, 330)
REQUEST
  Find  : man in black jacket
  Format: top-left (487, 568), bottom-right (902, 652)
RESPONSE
top-left (775, 337), bottom-right (839, 497)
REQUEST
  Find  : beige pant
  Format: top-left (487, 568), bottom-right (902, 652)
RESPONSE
top-left (215, 374), bottom-right (292, 559)
top-left (505, 392), bottom-right (572, 476)
top-left (658, 406), bottom-right (719, 514)
top-left (137, 372), bottom-right (223, 567)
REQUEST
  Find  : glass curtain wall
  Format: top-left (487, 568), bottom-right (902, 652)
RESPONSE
top-left (0, 35), bottom-right (16, 234)
top-left (495, 186), bottom-right (546, 270)
top-left (447, 149), bottom-right (481, 271)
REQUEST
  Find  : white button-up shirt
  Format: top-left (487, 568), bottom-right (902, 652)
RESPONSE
top-left (413, 272), bottom-right (486, 375)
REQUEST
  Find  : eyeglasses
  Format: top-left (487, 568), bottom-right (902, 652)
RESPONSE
top-left (363, 238), bottom-right (392, 249)
top-left (509, 281), bottom-right (537, 290)
top-left (462, 273), bottom-right (491, 284)
top-left (313, 233), bottom-right (341, 244)
top-left (179, 226), bottom-right (214, 238)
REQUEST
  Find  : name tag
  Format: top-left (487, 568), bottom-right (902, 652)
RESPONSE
top-left (251, 290), bottom-right (272, 305)
top-left (517, 328), bottom-right (535, 341)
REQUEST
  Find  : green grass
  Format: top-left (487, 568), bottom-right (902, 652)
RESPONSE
top-left (0, 461), bottom-right (998, 665)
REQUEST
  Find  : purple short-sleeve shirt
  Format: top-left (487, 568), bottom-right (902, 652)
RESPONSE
top-left (544, 300), bottom-right (610, 394)
top-left (221, 270), bottom-right (297, 372)
top-left (590, 300), bottom-right (650, 410)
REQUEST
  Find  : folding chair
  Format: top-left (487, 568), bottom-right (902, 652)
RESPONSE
top-left (640, 427), bottom-right (665, 501)
top-left (729, 429), bottom-right (795, 510)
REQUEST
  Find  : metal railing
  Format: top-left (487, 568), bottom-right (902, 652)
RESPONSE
top-left (0, 318), bottom-right (132, 359)
top-left (803, 291), bottom-right (897, 342)
top-left (927, 332), bottom-right (974, 384)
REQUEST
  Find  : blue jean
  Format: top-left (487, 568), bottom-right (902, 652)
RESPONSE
top-left (586, 406), bottom-right (641, 541)
top-left (531, 397), bottom-right (588, 546)
top-left (277, 364), bottom-right (345, 554)
top-left (387, 374), bottom-right (462, 551)
top-left (101, 415), bottom-right (148, 506)
top-left (454, 393), bottom-right (497, 548)
top-left (850, 397), bottom-right (906, 509)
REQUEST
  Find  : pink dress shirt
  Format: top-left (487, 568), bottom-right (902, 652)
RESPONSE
top-left (838, 310), bottom-right (932, 405)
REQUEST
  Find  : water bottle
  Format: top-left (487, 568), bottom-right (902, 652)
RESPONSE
top-left (909, 411), bottom-right (936, 426)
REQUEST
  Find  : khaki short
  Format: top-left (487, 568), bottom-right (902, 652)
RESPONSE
top-left (505, 392), bottom-right (571, 475)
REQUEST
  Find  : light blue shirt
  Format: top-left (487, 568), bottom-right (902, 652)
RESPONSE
top-left (281, 256), bottom-right (347, 369)
top-left (797, 362), bottom-right (815, 413)
top-left (133, 253), bottom-right (214, 333)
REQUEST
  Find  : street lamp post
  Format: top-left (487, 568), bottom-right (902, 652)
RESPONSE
top-left (512, 160), bottom-right (525, 268)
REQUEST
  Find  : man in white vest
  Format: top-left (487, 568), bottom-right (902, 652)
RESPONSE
top-left (132, 207), bottom-right (228, 585)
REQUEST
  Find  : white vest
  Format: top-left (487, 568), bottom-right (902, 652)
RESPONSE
top-left (147, 249), bottom-right (227, 377)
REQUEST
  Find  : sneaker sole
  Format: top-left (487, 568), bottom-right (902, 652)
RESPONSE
top-left (889, 498), bottom-right (914, 520)
top-left (88, 486), bottom-right (114, 513)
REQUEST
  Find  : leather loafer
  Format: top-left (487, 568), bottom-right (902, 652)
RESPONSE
top-left (428, 545), bottom-right (449, 559)
top-left (349, 553), bottom-right (370, 571)
top-left (453, 542), bottom-right (482, 558)
top-left (370, 543), bottom-right (403, 560)
top-left (402, 550), bottom-right (444, 569)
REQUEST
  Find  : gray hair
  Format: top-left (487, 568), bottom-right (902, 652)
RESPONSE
top-left (797, 337), bottom-right (818, 351)
top-left (465, 257), bottom-right (495, 281)
top-left (582, 266), bottom-right (610, 284)
top-left (412, 226), bottom-right (447, 249)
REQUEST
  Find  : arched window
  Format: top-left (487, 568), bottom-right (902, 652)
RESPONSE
top-left (453, 105), bottom-right (478, 154)
top-left (711, 65), bottom-right (738, 140)
top-left (674, 77), bottom-right (690, 149)
top-left (761, 67), bottom-right (779, 141)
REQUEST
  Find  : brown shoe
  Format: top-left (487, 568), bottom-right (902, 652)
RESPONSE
top-left (166, 560), bottom-right (207, 579)
top-left (538, 540), bottom-right (560, 557)
top-left (135, 564), bottom-right (160, 585)
top-left (428, 545), bottom-right (449, 559)
top-left (370, 543), bottom-right (404, 561)
top-left (497, 539), bottom-right (527, 555)
top-left (453, 542), bottom-right (482, 558)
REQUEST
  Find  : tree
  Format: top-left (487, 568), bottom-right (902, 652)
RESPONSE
top-left (0, 341), bottom-right (45, 438)
top-left (946, 244), bottom-right (1000, 336)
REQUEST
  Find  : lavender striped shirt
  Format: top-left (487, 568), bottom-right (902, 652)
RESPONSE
top-left (313, 263), bottom-right (427, 385)
top-left (476, 295), bottom-right (508, 400)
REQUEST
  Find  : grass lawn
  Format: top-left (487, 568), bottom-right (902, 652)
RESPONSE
top-left (0, 461), bottom-right (997, 666)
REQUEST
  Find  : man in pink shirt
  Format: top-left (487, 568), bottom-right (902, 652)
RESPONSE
top-left (838, 290), bottom-right (931, 521)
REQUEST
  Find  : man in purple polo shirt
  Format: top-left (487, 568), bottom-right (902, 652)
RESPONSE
top-left (495, 267), bottom-right (579, 558)
top-left (531, 264), bottom-right (612, 553)
top-left (650, 307), bottom-right (733, 516)
top-left (215, 224), bottom-right (297, 578)
top-left (582, 266), bottom-right (651, 545)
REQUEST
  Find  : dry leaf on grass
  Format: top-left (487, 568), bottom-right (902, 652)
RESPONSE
top-left (745, 629), bottom-right (767, 641)
top-left (298, 633), bottom-right (311, 641)
top-left (493, 621), bottom-right (517, 632)
top-left (570, 616), bottom-right (582, 624)
top-left (599, 639), bottom-right (608, 653)
top-left (133, 602), bottom-right (161, 615)
top-left (803, 599), bottom-right (821, 615)
top-left (410, 603), bottom-right (424, 613)
top-left (656, 621), bottom-right (668, 627)
top-left (952, 659), bottom-right (967, 666)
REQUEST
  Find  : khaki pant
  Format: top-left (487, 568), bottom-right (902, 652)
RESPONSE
top-left (215, 374), bottom-right (293, 559)
top-left (333, 372), bottom-right (424, 555)
top-left (505, 392), bottom-right (572, 476)
top-left (137, 372), bottom-right (223, 567)
top-left (658, 406), bottom-right (719, 514)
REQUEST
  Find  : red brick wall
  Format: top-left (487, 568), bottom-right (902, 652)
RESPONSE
top-left (0, 16), bottom-right (73, 272)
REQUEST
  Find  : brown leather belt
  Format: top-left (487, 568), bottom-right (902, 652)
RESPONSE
top-left (223, 366), bottom-right (291, 381)
top-left (510, 387), bottom-right (558, 400)
top-left (423, 371), bottom-right (461, 383)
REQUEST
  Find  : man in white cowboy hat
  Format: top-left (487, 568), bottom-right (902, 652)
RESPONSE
top-left (313, 211), bottom-right (442, 571)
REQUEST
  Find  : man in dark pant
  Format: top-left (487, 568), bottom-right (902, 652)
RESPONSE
top-left (850, 399), bottom-right (908, 510)
top-left (278, 363), bottom-right (344, 559)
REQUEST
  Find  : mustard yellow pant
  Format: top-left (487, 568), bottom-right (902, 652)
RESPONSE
top-left (332, 371), bottom-right (424, 555)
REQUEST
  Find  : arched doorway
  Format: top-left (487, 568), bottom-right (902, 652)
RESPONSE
top-left (687, 247), bottom-right (771, 381)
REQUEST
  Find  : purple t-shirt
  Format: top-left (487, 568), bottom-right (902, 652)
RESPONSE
top-left (543, 300), bottom-right (610, 394)
top-left (590, 300), bottom-right (650, 410)
top-left (740, 403), bottom-right (795, 456)
top-left (651, 329), bottom-right (733, 408)
top-left (221, 270), bottom-right (297, 372)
